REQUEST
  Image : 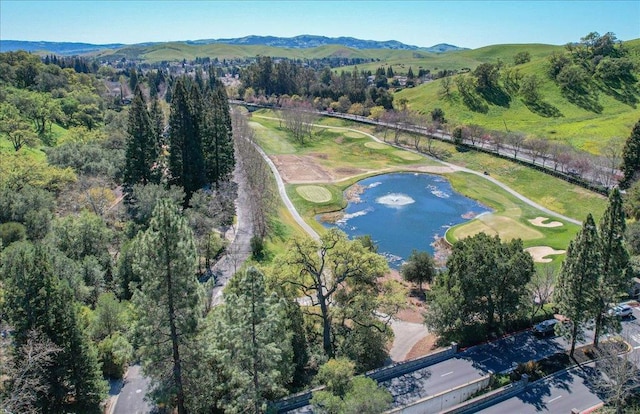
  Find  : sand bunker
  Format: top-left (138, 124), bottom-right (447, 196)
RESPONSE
top-left (525, 246), bottom-right (566, 263)
top-left (529, 217), bottom-right (563, 228)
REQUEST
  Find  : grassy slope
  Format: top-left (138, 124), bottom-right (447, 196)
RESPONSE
top-left (396, 41), bottom-right (640, 153)
top-left (389, 129), bottom-right (608, 221)
top-left (105, 38), bottom-right (640, 153)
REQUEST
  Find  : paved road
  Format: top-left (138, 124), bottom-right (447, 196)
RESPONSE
top-left (383, 356), bottom-right (486, 407)
top-left (388, 319), bottom-right (429, 362)
top-left (473, 304), bottom-right (640, 413)
top-left (477, 366), bottom-right (603, 414)
top-left (382, 328), bottom-right (594, 409)
top-left (111, 365), bottom-right (153, 414)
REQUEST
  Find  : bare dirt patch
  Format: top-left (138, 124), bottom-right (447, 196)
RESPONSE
top-left (529, 216), bottom-right (563, 228)
top-left (270, 155), bottom-right (333, 183)
top-left (334, 167), bottom-right (364, 177)
top-left (309, 152), bottom-right (329, 160)
top-left (383, 270), bottom-right (427, 324)
top-left (525, 246), bottom-right (566, 263)
top-left (405, 334), bottom-right (439, 360)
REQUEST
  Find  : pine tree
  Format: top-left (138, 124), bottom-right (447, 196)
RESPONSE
top-left (132, 199), bottom-right (203, 414)
top-left (554, 214), bottom-right (601, 357)
top-left (1, 241), bottom-right (107, 412)
top-left (124, 87), bottom-right (159, 187)
top-left (620, 119), bottom-right (640, 189)
top-left (201, 77), bottom-right (235, 187)
top-left (168, 78), bottom-right (205, 201)
top-left (129, 67), bottom-right (138, 93)
top-left (386, 66), bottom-right (394, 78)
top-left (213, 267), bottom-right (293, 413)
top-left (593, 188), bottom-right (630, 346)
top-left (149, 95), bottom-right (165, 144)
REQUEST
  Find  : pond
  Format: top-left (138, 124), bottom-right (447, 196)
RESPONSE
top-left (317, 173), bottom-right (492, 268)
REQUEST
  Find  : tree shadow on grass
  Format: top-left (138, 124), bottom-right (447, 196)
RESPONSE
top-left (460, 89), bottom-right (489, 113)
top-left (599, 80), bottom-right (639, 108)
top-left (563, 88), bottom-right (603, 114)
top-left (479, 87), bottom-right (511, 108)
top-left (523, 99), bottom-right (564, 118)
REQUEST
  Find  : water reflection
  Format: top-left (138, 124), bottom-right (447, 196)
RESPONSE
top-left (318, 173), bottom-right (492, 268)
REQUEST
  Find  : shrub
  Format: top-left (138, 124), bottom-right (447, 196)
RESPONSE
top-left (0, 222), bottom-right (27, 246)
top-left (250, 235), bottom-right (265, 260)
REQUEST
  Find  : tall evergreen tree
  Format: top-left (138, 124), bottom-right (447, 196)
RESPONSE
top-left (213, 267), bottom-right (293, 413)
top-left (594, 188), bottom-right (630, 346)
top-left (619, 119), bottom-right (640, 189)
top-left (124, 87), bottom-right (159, 187)
top-left (201, 77), bottom-right (235, 187)
top-left (386, 66), bottom-right (394, 78)
top-left (1, 241), bottom-right (107, 412)
top-left (554, 214), bottom-right (601, 357)
top-left (168, 78), bottom-right (205, 201)
top-left (132, 199), bottom-right (203, 414)
top-left (149, 95), bottom-right (165, 145)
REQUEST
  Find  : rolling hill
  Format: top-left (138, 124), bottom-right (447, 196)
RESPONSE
top-left (1, 36), bottom-right (466, 57)
top-left (396, 40), bottom-right (640, 153)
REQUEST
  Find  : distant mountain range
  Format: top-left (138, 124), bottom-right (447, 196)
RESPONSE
top-left (0, 35), bottom-right (467, 55)
top-left (0, 40), bottom-right (125, 55)
top-left (188, 35), bottom-right (466, 53)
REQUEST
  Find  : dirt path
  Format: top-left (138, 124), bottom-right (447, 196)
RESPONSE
top-left (210, 154), bottom-right (256, 306)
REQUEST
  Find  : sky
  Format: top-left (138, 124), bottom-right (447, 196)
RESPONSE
top-left (1, 1), bottom-right (639, 49)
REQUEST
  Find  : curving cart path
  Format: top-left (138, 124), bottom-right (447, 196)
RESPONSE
top-left (250, 116), bottom-right (588, 361)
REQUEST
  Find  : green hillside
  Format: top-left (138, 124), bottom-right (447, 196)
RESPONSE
top-left (95, 38), bottom-right (640, 153)
top-left (395, 41), bottom-right (640, 153)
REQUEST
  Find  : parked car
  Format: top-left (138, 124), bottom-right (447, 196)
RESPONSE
top-left (532, 319), bottom-right (559, 336)
top-left (608, 304), bottom-right (633, 318)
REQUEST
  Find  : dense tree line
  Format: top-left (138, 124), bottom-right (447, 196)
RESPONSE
top-left (241, 56), bottom-right (396, 113)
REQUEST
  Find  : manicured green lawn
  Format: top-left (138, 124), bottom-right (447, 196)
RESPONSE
top-left (250, 110), bottom-right (608, 265)
top-left (445, 172), bottom-right (581, 266)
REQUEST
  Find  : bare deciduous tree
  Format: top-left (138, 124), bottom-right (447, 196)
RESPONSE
top-left (466, 124), bottom-right (485, 147)
top-left (0, 329), bottom-right (62, 414)
top-left (506, 132), bottom-right (526, 159)
top-left (528, 264), bottom-right (556, 318)
top-left (600, 137), bottom-right (625, 188)
top-left (280, 99), bottom-right (318, 145)
top-left (527, 138), bottom-right (551, 167)
top-left (592, 339), bottom-right (640, 414)
top-left (232, 109), bottom-right (277, 239)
